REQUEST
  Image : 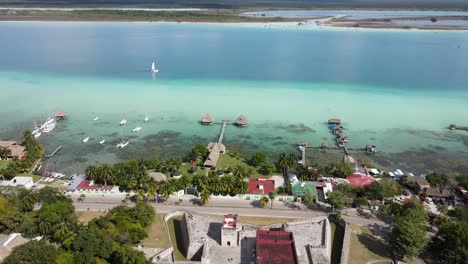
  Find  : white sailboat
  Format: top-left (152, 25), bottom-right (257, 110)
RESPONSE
top-left (116, 127), bottom-right (128, 148)
top-left (93, 116), bottom-right (99, 121)
top-left (34, 131), bottom-right (42, 138)
top-left (133, 126), bottom-right (142, 133)
top-left (151, 61), bottom-right (159, 73)
top-left (144, 114), bottom-right (149, 122)
top-left (82, 137), bottom-right (90, 143)
top-left (119, 119), bottom-right (127, 126)
top-left (99, 139), bottom-right (106, 144)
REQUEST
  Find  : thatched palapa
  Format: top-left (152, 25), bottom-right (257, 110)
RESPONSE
top-left (200, 113), bottom-right (214, 125)
top-left (234, 115), bottom-right (249, 127)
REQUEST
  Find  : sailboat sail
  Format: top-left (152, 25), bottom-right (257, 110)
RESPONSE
top-left (152, 62), bottom-right (156, 71)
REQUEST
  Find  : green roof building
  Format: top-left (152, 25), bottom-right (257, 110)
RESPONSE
top-left (293, 182), bottom-right (317, 198)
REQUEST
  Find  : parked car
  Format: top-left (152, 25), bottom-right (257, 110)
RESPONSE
top-left (426, 197), bottom-right (434, 204)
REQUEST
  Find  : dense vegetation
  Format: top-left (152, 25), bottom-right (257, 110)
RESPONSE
top-left (0, 130), bottom-right (45, 179)
top-left (0, 186), bottom-right (154, 264)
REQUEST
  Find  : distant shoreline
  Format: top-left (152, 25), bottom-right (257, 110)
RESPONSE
top-left (1, 9), bottom-right (468, 30)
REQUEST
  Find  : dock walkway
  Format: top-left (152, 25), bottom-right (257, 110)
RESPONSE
top-left (218, 120), bottom-right (228, 143)
top-left (46, 145), bottom-right (62, 158)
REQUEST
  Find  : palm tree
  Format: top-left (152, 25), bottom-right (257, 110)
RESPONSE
top-left (233, 165), bottom-right (245, 180)
top-left (53, 222), bottom-right (70, 242)
top-left (85, 165), bottom-right (99, 181)
top-left (286, 153), bottom-right (298, 171)
top-left (278, 153), bottom-right (289, 175)
top-left (0, 147), bottom-right (11, 160)
top-left (18, 189), bottom-right (36, 212)
top-left (200, 190), bottom-right (211, 205)
top-left (147, 185), bottom-right (156, 202)
top-left (135, 189), bottom-right (145, 202)
top-left (38, 221), bottom-right (51, 236)
top-left (235, 181), bottom-right (248, 194)
top-left (259, 196), bottom-right (269, 208)
top-left (100, 164), bottom-right (114, 186)
top-left (268, 191), bottom-right (277, 209)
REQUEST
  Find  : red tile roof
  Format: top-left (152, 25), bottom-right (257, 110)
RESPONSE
top-left (248, 177), bottom-right (275, 194)
top-left (346, 173), bottom-right (376, 187)
top-left (76, 180), bottom-right (113, 191)
top-left (256, 230), bottom-right (298, 264)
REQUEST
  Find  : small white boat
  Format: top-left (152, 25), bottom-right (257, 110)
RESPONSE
top-left (93, 116), bottom-right (99, 121)
top-left (117, 141), bottom-right (129, 148)
top-left (144, 115), bottom-right (149, 122)
top-left (41, 121), bottom-right (56, 133)
top-left (82, 137), bottom-right (90, 143)
top-left (34, 131), bottom-right (42, 138)
top-left (151, 61), bottom-right (159, 73)
top-left (133, 126), bottom-right (142, 133)
top-left (99, 139), bottom-right (105, 144)
top-left (119, 119), bottom-right (127, 126)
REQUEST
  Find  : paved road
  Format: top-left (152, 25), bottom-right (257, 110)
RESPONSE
top-left (74, 202), bottom-right (327, 218)
top-left (73, 196), bottom-right (388, 226)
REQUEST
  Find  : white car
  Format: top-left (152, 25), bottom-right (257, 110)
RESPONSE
top-left (425, 197), bottom-right (434, 204)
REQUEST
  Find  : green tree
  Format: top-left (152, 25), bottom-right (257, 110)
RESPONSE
top-left (56, 252), bottom-right (74, 264)
top-left (268, 191), bottom-right (277, 209)
top-left (278, 153), bottom-right (289, 175)
top-left (112, 245), bottom-right (147, 264)
top-left (430, 221), bottom-right (468, 264)
top-left (2, 240), bottom-right (57, 264)
top-left (72, 227), bottom-right (113, 264)
top-left (250, 152), bottom-right (267, 167)
top-left (353, 197), bottom-right (368, 207)
top-left (303, 188), bottom-right (315, 207)
top-left (0, 146), bottom-right (11, 160)
top-left (99, 164), bottom-right (114, 186)
top-left (426, 173), bottom-right (448, 188)
top-left (190, 144), bottom-right (209, 164)
top-left (448, 206), bottom-right (468, 221)
top-left (391, 217), bottom-right (428, 259)
top-left (455, 174), bottom-right (468, 189)
top-left (260, 162), bottom-right (276, 176)
top-left (259, 196), bottom-right (269, 208)
top-left (200, 190), bottom-right (211, 205)
top-left (327, 191), bottom-right (344, 212)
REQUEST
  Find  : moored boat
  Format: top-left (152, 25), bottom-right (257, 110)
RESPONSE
top-left (99, 139), bottom-right (105, 144)
top-left (133, 126), bottom-right (142, 133)
top-left (119, 119), bottom-right (127, 126)
top-left (83, 137), bottom-right (90, 143)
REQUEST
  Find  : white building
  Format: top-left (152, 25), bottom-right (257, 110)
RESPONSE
top-left (0, 176), bottom-right (34, 189)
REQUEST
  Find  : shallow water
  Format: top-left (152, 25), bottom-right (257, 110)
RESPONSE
top-left (1, 22), bottom-right (468, 174)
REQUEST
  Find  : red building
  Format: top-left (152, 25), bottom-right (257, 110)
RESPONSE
top-left (256, 230), bottom-right (298, 264)
top-left (248, 176), bottom-right (275, 194)
top-left (346, 173), bottom-right (376, 187)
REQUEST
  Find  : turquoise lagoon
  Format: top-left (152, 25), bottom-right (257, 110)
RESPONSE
top-left (1, 22), bottom-right (468, 174)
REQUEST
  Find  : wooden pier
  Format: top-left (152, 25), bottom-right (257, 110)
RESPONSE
top-left (449, 124), bottom-right (468, 131)
top-left (218, 120), bottom-right (228, 143)
top-left (46, 145), bottom-right (62, 158)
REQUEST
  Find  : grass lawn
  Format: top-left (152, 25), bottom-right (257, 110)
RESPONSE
top-left (178, 153), bottom-right (267, 179)
top-left (348, 224), bottom-right (392, 264)
top-left (32, 175), bottom-right (42, 183)
top-left (237, 216), bottom-right (297, 226)
top-left (0, 160), bottom-right (10, 170)
top-left (77, 211), bottom-right (107, 223)
top-left (140, 214), bottom-right (171, 249)
top-left (218, 154), bottom-right (262, 178)
top-left (167, 216), bottom-right (188, 261)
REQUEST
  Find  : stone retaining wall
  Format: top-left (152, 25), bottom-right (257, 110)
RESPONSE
top-left (339, 220), bottom-right (351, 264)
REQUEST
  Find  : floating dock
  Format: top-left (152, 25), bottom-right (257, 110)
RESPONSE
top-left (449, 124), bottom-right (468, 131)
top-left (46, 145), bottom-right (62, 158)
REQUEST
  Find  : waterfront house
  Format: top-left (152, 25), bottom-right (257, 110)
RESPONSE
top-left (204, 142), bottom-right (226, 168)
top-left (149, 172), bottom-right (167, 182)
top-left (234, 115), bottom-right (249, 127)
top-left (0, 176), bottom-right (33, 189)
top-left (406, 176), bottom-right (430, 192)
top-left (328, 118), bottom-right (341, 125)
top-left (346, 173), bottom-right (376, 187)
top-left (74, 180), bottom-right (122, 195)
top-left (248, 176), bottom-right (275, 195)
top-left (0, 233), bottom-right (29, 262)
top-left (55, 111), bottom-right (68, 120)
top-left (0, 141), bottom-right (26, 160)
top-left (200, 113), bottom-right (215, 125)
